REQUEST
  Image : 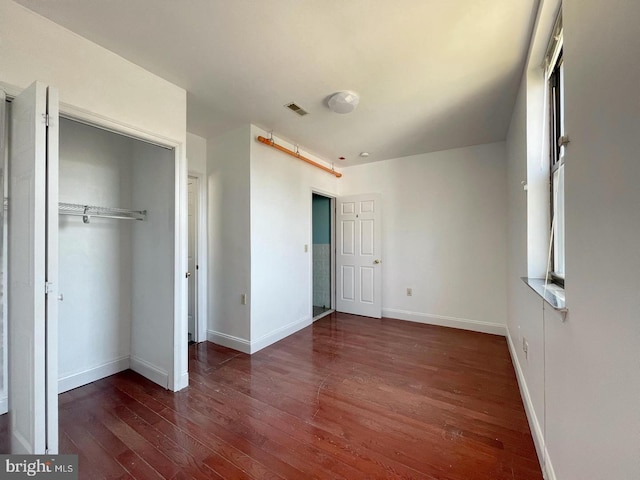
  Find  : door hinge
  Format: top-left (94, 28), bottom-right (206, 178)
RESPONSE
top-left (43, 113), bottom-right (50, 126)
top-left (45, 282), bottom-right (54, 295)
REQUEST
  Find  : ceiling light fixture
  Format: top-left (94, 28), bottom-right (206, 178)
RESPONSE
top-left (359, 152), bottom-right (369, 158)
top-left (327, 91), bottom-right (360, 114)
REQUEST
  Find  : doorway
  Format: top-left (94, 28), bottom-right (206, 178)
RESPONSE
top-left (187, 175), bottom-right (198, 343)
top-left (312, 193), bottom-right (334, 320)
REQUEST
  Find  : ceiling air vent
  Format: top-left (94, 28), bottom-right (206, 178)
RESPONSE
top-left (284, 102), bottom-right (309, 116)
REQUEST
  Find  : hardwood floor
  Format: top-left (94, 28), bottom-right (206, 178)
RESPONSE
top-left (3, 313), bottom-right (543, 479)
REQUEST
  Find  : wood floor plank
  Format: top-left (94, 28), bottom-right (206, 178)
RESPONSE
top-left (0, 313), bottom-right (542, 479)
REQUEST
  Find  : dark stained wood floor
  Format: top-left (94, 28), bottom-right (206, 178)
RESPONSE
top-left (3, 313), bottom-right (543, 479)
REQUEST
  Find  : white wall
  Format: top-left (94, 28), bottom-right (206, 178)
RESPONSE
top-left (506, 74), bottom-right (546, 462)
top-left (207, 125), bottom-right (252, 349)
top-left (249, 126), bottom-right (339, 351)
top-left (506, 1), bottom-right (640, 479)
top-left (130, 142), bottom-right (176, 388)
top-left (339, 143), bottom-right (508, 334)
top-left (0, 0), bottom-right (186, 143)
top-left (187, 132), bottom-right (207, 175)
top-left (58, 118), bottom-right (133, 392)
top-left (206, 125), bottom-right (340, 353)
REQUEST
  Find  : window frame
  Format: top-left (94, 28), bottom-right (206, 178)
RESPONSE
top-left (548, 49), bottom-right (565, 287)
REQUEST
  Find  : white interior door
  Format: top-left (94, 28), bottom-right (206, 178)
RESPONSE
top-left (8, 81), bottom-right (59, 454)
top-left (336, 194), bottom-right (382, 318)
top-left (187, 176), bottom-right (198, 342)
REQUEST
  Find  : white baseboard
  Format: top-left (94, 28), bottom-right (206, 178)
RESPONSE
top-left (544, 445), bottom-right (556, 480)
top-left (313, 309), bottom-right (334, 321)
top-left (249, 316), bottom-right (312, 354)
top-left (0, 394), bottom-right (6, 415)
top-left (506, 329), bottom-right (555, 480)
top-left (207, 316), bottom-right (312, 355)
top-left (383, 308), bottom-right (507, 336)
top-left (58, 356), bottom-right (130, 394)
top-left (130, 355), bottom-right (169, 389)
top-left (207, 330), bottom-right (251, 354)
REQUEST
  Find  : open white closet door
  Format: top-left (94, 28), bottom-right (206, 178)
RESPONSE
top-left (336, 194), bottom-right (382, 318)
top-left (8, 81), bottom-right (59, 454)
top-left (0, 88), bottom-right (7, 416)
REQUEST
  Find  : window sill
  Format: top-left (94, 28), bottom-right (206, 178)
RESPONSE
top-left (521, 277), bottom-right (567, 312)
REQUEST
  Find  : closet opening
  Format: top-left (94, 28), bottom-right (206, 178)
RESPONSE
top-left (57, 116), bottom-right (177, 394)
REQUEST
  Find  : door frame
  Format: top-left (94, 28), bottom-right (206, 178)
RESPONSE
top-left (188, 171), bottom-right (208, 343)
top-left (2, 81), bottom-right (189, 392)
top-left (310, 188), bottom-right (336, 320)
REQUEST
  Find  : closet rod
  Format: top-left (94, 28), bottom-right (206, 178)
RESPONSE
top-left (59, 202), bottom-right (146, 224)
top-left (256, 136), bottom-right (342, 178)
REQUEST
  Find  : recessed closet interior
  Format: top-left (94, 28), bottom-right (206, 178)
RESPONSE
top-left (57, 117), bottom-right (175, 393)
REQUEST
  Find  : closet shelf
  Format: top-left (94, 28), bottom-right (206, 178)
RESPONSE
top-left (59, 202), bottom-right (147, 223)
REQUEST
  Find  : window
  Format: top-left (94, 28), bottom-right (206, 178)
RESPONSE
top-left (548, 28), bottom-right (565, 285)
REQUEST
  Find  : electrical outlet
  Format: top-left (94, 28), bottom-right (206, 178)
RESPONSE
top-left (406, 288), bottom-right (412, 296)
top-left (522, 337), bottom-right (528, 359)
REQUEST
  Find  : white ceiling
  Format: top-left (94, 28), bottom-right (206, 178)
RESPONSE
top-left (15, 0), bottom-right (538, 166)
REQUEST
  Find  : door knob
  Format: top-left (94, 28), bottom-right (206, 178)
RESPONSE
top-left (185, 272), bottom-right (192, 278)
top-left (374, 259), bottom-right (381, 264)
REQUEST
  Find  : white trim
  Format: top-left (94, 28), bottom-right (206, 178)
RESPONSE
top-left (544, 445), bottom-right (556, 480)
top-left (175, 371), bottom-right (189, 391)
top-left (57, 356), bottom-right (130, 394)
top-left (383, 308), bottom-right (507, 336)
top-left (130, 356), bottom-right (169, 389)
top-left (506, 328), bottom-right (556, 480)
top-left (189, 171), bottom-right (208, 343)
top-left (208, 316), bottom-right (313, 355)
top-left (0, 80), bottom-right (20, 98)
top-left (171, 141), bottom-right (189, 392)
top-left (313, 309), bottom-right (335, 321)
top-left (250, 316), bottom-right (312, 354)
top-left (207, 330), bottom-right (251, 354)
top-left (0, 395), bottom-right (7, 415)
top-left (60, 102), bottom-right (180, 149)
